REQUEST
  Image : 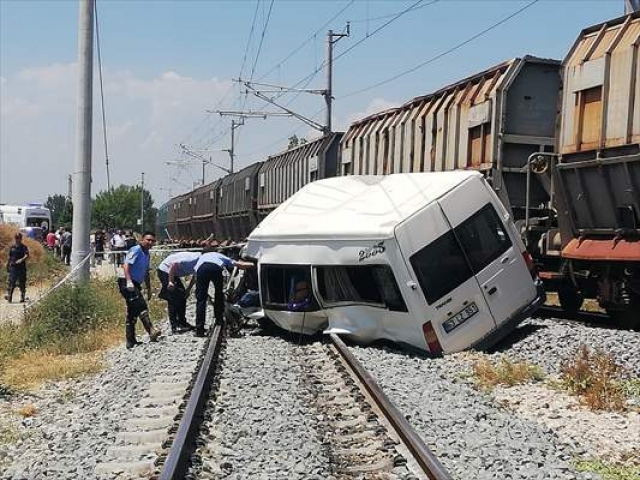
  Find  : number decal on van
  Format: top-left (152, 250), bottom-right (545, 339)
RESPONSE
top-left (358, 241), bottom-right (385, 262)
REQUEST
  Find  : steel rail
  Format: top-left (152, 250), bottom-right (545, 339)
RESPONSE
top-left (536, 305), bottom-right (610, 325)
top-left (329, 333), bottom-right (453, 480)
top-left (159, 324), bottom-right (224, 480)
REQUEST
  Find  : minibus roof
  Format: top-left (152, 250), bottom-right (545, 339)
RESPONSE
top-left (249, 171), bottom-right (481, 241)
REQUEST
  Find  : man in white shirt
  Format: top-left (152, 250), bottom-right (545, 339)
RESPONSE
top-left (157, 251), bottom-right (200, 333)
top-left (110, 230), bottom-right (126, 266)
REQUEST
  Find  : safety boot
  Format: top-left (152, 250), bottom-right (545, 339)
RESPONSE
top-left (140, 312), bottom-right (161, 342)
top-left (125, 322), bottom-right (141, 349)
top-left (5, 288), bottom-right (14, 303)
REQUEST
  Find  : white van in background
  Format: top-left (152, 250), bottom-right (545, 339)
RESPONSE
top-left (0, 204), bottom-right (52, 232)
top-left (247, 171), bottom-right (544, 354)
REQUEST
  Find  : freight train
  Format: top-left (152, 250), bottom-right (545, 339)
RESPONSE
top-left (159, 12), bottom-right (640, 328)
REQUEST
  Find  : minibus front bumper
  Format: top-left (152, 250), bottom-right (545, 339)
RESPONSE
top-left (471, 279), bottom-right (546, 352)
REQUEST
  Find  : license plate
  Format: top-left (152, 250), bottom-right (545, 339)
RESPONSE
top-left (442, 302), bottom-right (479, 334)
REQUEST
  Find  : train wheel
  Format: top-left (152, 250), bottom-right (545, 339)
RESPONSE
top-left (558, 284), bottom-right (584, 315)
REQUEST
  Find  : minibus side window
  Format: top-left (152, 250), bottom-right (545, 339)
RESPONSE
top-left (409, 231), bottom-right (473, 304)
top-left (261, 265), bottom-right (319, 312)
top-left (316, 265), bottom-right (408, 312)
top-left (454, 203), bottom-right (512, 273)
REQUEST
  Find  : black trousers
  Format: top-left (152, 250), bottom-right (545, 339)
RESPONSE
top-left (157, 270), bottom-right (188, 329)
top-left (7, 266), bottom-right (26, 299)
top-left (195, 263), bottom-right (224, 332)
top-left (117, 278), bottom-right (148, 324)
top-left (62, 246), bottom-right (72, 265)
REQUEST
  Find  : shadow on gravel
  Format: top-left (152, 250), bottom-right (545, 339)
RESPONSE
top-left (0, 384), bottom-right (14, 400)
top-left (489, 323), bottom-right (547, 353)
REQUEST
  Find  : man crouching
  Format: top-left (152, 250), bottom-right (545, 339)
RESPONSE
top-left (117, 231), bottom-right (161, 349)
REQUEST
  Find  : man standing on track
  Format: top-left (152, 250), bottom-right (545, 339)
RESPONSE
top-left (118, 231), bottom-right (161, 349)
top-left (157, 251), bottom-right (200, 333)
top-left (194, 249), bottom-right (253, 337)
top-left (5, 233), bottom-right (29, 303)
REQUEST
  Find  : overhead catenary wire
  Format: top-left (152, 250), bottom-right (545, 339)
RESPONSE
top-left (350, 0), bottom-right (437, 24)
top-left (340, 0), bottom-right (540, 99)
top-left (94, 1), bottom-right (111, 191)
top-left (185, 1), bottom-right (355, 158)
top-left (265, 0), bottom-right (431, 106)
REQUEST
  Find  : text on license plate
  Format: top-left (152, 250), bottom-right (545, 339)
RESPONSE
top-left (442, 302), bottom-right (479, 334)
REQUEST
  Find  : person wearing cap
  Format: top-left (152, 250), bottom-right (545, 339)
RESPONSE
top-left (5, 232), bottom-right (29, 303)
top-left (117, 231), bottom-right (161, 348)
top-left (157, 251), bottom-right (200, 333)
top-left (193, 249), bottom-right (253, 337)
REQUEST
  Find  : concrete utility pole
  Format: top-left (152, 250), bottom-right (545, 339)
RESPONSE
top-left (140, 172), bottom-right (145, 232)
top-left (71, 0), bottom-right (95, 281)
top-left (325, 25), bottom-right (349, 134)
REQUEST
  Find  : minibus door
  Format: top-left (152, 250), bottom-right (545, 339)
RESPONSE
top-left (438, 179), bottom-right (535, 324)
top-left (395, 202), bottom-right (496, 353)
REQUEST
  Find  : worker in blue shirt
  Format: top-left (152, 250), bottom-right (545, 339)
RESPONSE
top-left (157, 251), bottom-right (200, 333)
top-left (194, 249), bottom-right (253, 337)
top-left (117, 231), bottom-right (160, 348)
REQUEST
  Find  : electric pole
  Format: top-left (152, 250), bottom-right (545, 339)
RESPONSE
top-left (71, 0), bottom-right (94, 281)
top-left (140, 172), bottom-right (144, 232)
top-left (326, 26), bottom-right (349, 134)
top-left (240, 23), bottom-right (349, 136)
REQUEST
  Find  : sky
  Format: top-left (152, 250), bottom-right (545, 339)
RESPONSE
top-left (0, 0), bottom-right (626, 207)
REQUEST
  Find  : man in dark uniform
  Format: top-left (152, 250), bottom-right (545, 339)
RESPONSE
top-left (194, 249), bottom-right (253, 337)
top-left (117, 231), bottom-right (161, 348)
top-left (5, 233), bottom-right (29, 303)
top-left (157, 251), bottom-right (199, 333)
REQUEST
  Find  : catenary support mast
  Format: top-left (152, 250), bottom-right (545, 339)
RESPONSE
top-left (71, 0), bottom-right (95, 281)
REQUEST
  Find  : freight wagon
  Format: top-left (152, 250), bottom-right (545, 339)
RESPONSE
top-left (535, 12), bottom-right (640, 327)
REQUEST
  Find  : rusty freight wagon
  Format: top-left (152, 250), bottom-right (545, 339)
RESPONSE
top-left (340, 56), bottom-right (561, 229)
top-left (256, 133), bottom-right (342, 221)
top-left (546, 12), bottom-right (640, 328)
top-left (217, 163), bottom-right (263, 241)
top-left (188, 180), bottom-right (221, 240)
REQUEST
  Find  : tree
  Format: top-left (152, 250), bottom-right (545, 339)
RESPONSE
top-left (45, 194), bottom-right (73, 228)
top-left (92, 185), bottom-right (157, 232)
top-left (287, 135), bottom-right (307, 150)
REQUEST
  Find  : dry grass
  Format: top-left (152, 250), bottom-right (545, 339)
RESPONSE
top-left (561, 345), bottom-right (627, 412)
top-left (0, 280), bottom-right (126, 390)
top-left (2, 350), bottom-right (105, 391)
top-left (0, 423), bottom-right (20, 445)
top-left (15, 403), bottom-right (37, 418)
top-left (472, 356), bottom-right (544, 391)
top-left (575, 459), bottom-right (640, 480)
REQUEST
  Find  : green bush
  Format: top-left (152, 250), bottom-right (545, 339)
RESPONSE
top-left (18, 279), bottom-right (124, 354)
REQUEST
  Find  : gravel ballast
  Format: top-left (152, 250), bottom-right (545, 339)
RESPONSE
top-left (0, 320), bottom-right (207, 480)
top-left (348, 316), bottom-right (640, 480)
top-left (192, 335), bottom-right (332, 479)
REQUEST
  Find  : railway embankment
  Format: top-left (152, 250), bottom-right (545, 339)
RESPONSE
top-left (351, 316), bottom-right (640, 480)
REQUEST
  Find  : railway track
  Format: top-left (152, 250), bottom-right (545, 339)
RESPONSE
top-left (536, 305), bottom-right (613, 327)
top-left (156, 327), bottom-right (452, 480)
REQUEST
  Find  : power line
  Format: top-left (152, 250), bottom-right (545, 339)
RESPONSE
top-left (94, 1), bottom-right (111, 191)
top-left (239, 0), bottom-right (261, 80)
top-left (256, 0), bottom-right (355, 82)
top-left (349, 0), bottom-right (436, 23)
top-left (249, 0), bottom-right (275, 82)
top-left (332, 0), bottom-right (432, 65)
top-left (341, 0), bottom-right (540, 99)
top-left (268, 0), bottom-right (431, 106)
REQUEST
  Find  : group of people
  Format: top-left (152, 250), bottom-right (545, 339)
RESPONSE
top-left (44, 228), bottom-right (73, 265)
top-left (118, 231), bottom-right (253, 349)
